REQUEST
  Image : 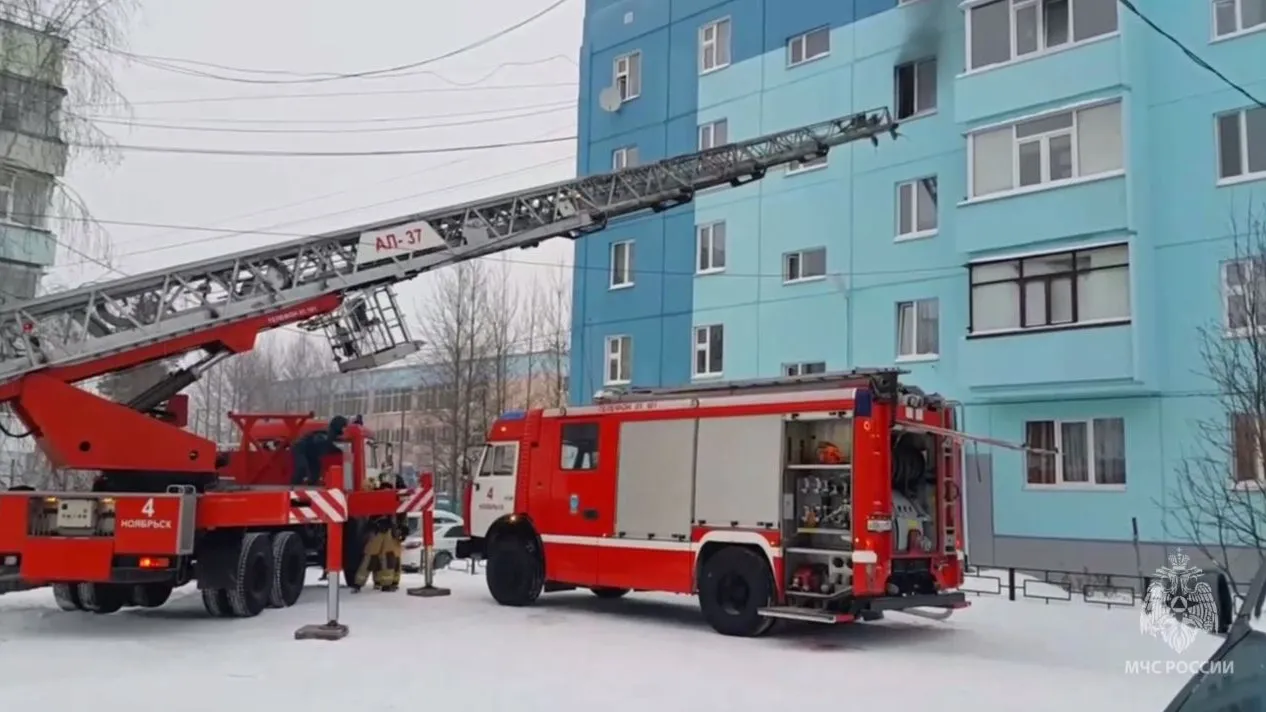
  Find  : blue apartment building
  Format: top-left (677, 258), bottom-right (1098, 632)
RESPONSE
top-left (567, 0), bottom-right (1266, 576)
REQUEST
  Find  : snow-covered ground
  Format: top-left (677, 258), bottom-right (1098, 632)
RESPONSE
top-left (0, 567), bottom-right (1215, 712)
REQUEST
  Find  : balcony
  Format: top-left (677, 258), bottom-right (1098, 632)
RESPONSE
top-left (959, 323), bottom-right (1141, 400)
top-left (0, 129), bottom-right (66, 176)
top-left (0, 221), bottom-right (54, 267)
top-left (956, 174), bottom-right (1127, 255)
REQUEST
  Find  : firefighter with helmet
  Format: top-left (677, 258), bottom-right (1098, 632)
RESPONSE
top-left (351, 474), bottom-right (408, 592)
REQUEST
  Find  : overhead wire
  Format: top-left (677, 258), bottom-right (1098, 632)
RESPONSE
top-left (104, 0), bottom-right (573, 86)
top-left (87, 82), bottom-right (577, 109)
top-left (82, 104), bottom-right (574, 135)
top-left (76, 99), bottom-right (576, 125)
top-left (72, 135), bottom-right (576, 157)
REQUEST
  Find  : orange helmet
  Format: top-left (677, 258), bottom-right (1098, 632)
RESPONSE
top-left (816, 442), bottom-right (844, 464)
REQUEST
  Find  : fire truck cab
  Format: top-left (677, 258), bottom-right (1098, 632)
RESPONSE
top-left (459, 369), bottom-right (970, 637)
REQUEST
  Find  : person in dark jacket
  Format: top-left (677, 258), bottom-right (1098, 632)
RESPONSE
top-left (291, 415), bottom-right (349, 487)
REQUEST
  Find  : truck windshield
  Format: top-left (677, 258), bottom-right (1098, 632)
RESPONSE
top-left (1168, 629), bottom-right (1266, 710)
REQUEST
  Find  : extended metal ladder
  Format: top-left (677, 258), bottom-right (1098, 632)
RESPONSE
top-left (0, 108), bottom-right (897, 390)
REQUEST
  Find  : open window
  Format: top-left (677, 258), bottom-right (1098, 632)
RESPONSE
top-left (560, 422), bottom-right (600, 470)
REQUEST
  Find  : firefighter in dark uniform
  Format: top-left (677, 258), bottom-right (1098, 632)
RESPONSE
top-left (291, 415), bottom-right (348, 486)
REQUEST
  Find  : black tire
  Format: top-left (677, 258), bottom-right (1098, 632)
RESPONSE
top-left (697, 547), bottom-right (776, 637)
top-left (201, 587), bottom-right (231, 617)
top-left (77, 582), bottom-right (125, 614)
top-left (52, 583), bottom-right (82, 611)
top-left (485, 535), bottom-right (543, 607)
top-left (131, 582), bottom-right (174, 608)
top-left (432, 550), bottom-right (453, 570)
top-left (227, 532), bottom-right (273, 618)
top-left (268, 531), bottom-right (306, 608)
top-left (591, 587), bottom-right (629, 599)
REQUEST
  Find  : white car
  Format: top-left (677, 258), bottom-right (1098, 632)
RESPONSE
top-left (401, 512), bottom-right (466, 572)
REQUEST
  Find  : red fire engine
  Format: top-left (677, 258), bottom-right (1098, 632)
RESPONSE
top-left (460, 370), bottom-right (984, 637)
top-left (0, 109), bottom-right (899, 620)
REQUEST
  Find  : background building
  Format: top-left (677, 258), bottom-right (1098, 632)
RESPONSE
top-left (569, 0), bottom-right (1266, 576)
top-left (0, 18), bottom-right (67, 485)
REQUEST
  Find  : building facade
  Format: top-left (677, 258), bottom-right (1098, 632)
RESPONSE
top-left (569, 0), bottom-right (1266, 575)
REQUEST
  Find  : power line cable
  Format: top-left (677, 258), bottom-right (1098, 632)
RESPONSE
top-left (84, 104), bottom-right (573, 135)
top-left (73, 135), bottom-right (576, 157)
top-left (77, 99), bottom-right (576, 125)
top-left (110, 0), bottom-right (573, 86)
top-left (88, 82), bottom-right (577, 108)
top-left (1116, 0), bottom-right (1265, 109)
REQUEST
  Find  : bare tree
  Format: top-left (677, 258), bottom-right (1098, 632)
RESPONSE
top-left (536, 259), bottom-right (571, 408)
top-left (1170, 204), bottom-right (1266, 588)
top-left (416, 261), bottom-right (493, 499)
top-left (482, 257), bottom-right (520, 419)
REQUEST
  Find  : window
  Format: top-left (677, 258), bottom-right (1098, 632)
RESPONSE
top-left (897, 299), bottom-right (940, 358)
top-left (610, 240), bottom-right (633, 288)
top-left (0, 77), bottom-right (62, 140)
top-left (787, 153), bottom-right (827, 175)
top-left (693, 324), bottom-right (724, 377)
top-left (895, 58), bottom-right (937, 119)
top-left (1222, 258), bottom-right (1266, 336)
top-left (970, 100), bottom-right (1122, 198)
top-left (1024, 418), bottom-right (1126, 486)
top-left (969, 243), bottom-right (1130, 333)
top-left (699, 18), bottom-right (731, 73)
top-left (698, 119), bottom-right (728, 150)
top-left (439, 524), bottom-right (466, 539)
top-left (612, 146), bottom-right (639, 171)
top-left (374, 387), bottom-right (413, 413)
top-left (896, 177), bottom-right (938, 238)
top-left (0, 168), bottom-right (51, 228)
top-left (784, 361), bottom-right (827, 377)
top-left (696, 221), bottom-right (726, 273)
top-left (0, 262), bottom-right (39, 302)
top-left (1213, 0), bottom-right (1266, 38)
top-left (560, 422), bottom-right (600, 470)
top-left (1233, 413), bottom-right (1266, 483)
top-left (787, 26), bottom-right (830, 66)
top-left (784, 247), bottom-right (827, 283)
top-left (614, 51), bottom-right (641, 102)
top-left (604, 335), bottom-right (631, 385)
top-left (967, 0), bottom-right (1119, 71)
top-left (478, 442), bottom-right (517, 477)
top-left (1216, 107), bottom-right (1266, 182)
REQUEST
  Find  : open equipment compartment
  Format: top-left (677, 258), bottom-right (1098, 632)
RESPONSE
top-left (780, 411), bottom-right (854, 602)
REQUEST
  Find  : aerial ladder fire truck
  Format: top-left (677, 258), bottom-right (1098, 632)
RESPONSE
top-left (0, 108), bottom-right (899, 620)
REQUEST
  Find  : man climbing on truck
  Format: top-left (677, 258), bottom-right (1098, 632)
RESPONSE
top-left (292, 415), bottom-right (348, 486)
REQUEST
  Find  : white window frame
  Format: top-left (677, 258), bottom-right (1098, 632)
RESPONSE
top-left (696, 221), bottom-right (726, 274)
top-left (787, 26), bottom-right (831, 67)
top-left (699, 18), bottom-right (731, 74)
top-left (894, 57), bottom-right (937, 120)
top-left (896, 299), bottom-right (940, 360)
top-left (604, 334), bottom-right (632, 385)
top-left (0, 169), bottom-right (15, 222)
top-left (1221, 257), bottom-right (1266, 337)
top-left (1023, 417), bottom-right (1127, 489)
top-left (783, 361), bottom-right (826, 377)
top-left (693, 324), bottom-right (724, 378)
top-left (783, 247), bottom-right (827, 284)
top-left (786, 153), bottom-right (828, 175)
top-left (965, 0), bottom-right (1120, 74)
top-left (896, 176), bottom-right (938, 240)
top-left (1215, 108), bottom-right (1266, 185)
top-left (611, 146), bottom-right (638, 171)
top-left (1212, 0), bottom-right (1266, 39)
top-left (609, 240), bottom-right (634, 289)
top-left (698, 119), bottom-right (728, 150)
top-left (614, 51), bottom-right (642, 102)
top-left (967, 100), bottom-right (1123, 200)
top-left (1231, 413), bottom-right (1266, 487)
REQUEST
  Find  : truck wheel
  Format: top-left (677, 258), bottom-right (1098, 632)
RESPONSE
top-left (226, 532), bottom-right (273, 618)
top-left (131, 583), bottom-right (174, 608)
top-left (77, 582), bottom-right (125, 614)
top-left (52, 583), bottom-right (83, 611)
top-left (433, 551), bottom-right (453, 570)
top-left (697, 546), bottom-right (776, 637)
top-left (201, 588), bottom-right (231, 617)
top-left (591, 587), bottom-right (629, 599)
top-left (269, 531), bottom-right (306, 608)
top-left (485, 536), bottom-right (543, 607)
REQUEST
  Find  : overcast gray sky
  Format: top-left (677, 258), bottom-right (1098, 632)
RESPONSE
top-left (54, 0), bottom-right (582, 339)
